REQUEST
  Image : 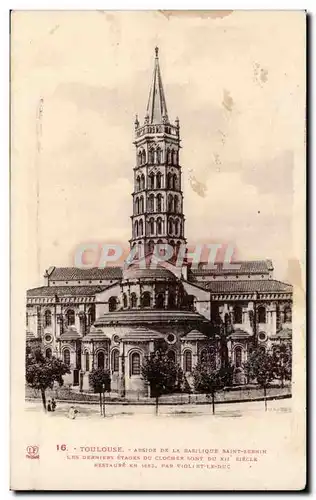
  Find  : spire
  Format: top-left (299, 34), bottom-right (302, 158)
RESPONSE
top-left (146, 47), bottom-right (169, 124)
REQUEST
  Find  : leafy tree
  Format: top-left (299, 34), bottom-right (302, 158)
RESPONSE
top-left (89, 368), bottom-right (111, 416)
top-left (272, 343), bottom-right (292, 388)
top-left (141, 351), bottom-right (181, 415)
top-left (245, 348), bottom-right (276, 411)
top-left (193, 362), bottom-right (233, 414)
top-left (25, 346), bottom-right (70, 411)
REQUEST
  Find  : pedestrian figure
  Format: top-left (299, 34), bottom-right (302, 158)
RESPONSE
top-left (47, 400), bottom-right (52, 412)
top-left (51, 398), bottom-right (56, 412)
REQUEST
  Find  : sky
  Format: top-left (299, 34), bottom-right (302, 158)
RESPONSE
top-left (11, 11), bottom-right (305, 289)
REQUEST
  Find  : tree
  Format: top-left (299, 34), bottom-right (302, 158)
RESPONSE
top-left (193, 362), bottom-right (233, 414)
top-left (89, 368), bottom-right (111, 416)
top-left (141, 351), bottom-right (181, 415)
top-left (25, 346), bottom-right (70, 411)
top-left (272, 343), bottom-right (292, 388)
top-left (245, 348), bottom-right (276, 411)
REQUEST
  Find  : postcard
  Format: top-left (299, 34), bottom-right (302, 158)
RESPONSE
top-left (10, 10), bottom-right (306, 490)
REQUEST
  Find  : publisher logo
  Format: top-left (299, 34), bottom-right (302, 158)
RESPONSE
top-left (26, 445), bottom-right (39, 459)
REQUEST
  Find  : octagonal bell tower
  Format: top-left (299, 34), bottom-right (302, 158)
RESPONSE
top-left (130, 47), bottom-right (186, 255)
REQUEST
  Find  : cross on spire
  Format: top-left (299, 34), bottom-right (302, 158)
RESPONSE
top-left (146, 47), bottom-right (169, 124)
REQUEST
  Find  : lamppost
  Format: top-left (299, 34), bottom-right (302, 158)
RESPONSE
top-left (102, 383), bottom-right (106, 417)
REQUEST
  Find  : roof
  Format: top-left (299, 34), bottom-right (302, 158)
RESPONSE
top-left (200, 279), bottom-right (292, 294)
top-left (229, 328), bottom-right (252, 339)
top-left (123, 266), bottom-right (176, 281)
top-left (274, 328), bottom-right (292, 339)
top-left (124, 327), bottom-right (164, 342)
top-left (59, 327), bottom-right (80, 341)
top-left (146, 47), bottom-right (168, 124)
top-left (27, 285), bottom-right (108, 297)
top-left (26, 331), bottom-right (37, 341)
top-left (95, 309), bottom-right (210, 327)
top-left (181, 330), bottom-right (209, 341)
top-left (190, 260), bottom-right (274, 276)
top-left (46, 266), bottom-right (122, 281)
top-left (82, 328), bottom-right (111, 342)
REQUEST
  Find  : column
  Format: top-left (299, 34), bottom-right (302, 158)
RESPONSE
top-left (119, 342), bottom-right (126, 397)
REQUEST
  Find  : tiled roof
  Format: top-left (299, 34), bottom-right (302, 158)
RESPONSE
top-left (124, 327), bottom-right (164, 342)
top-left (181, 329), bottom-right (208, 341)
top-left (59, 327), bottom-right (80, 340)
top-left (47, 266), bottom-right (123, 281)
top-left (123, 267), bottom-right (176, 280)
top-left (95, 309), bottom-right (210, 326)
top-left (27, 285), bottom-right (108, 297)
top-left (82, 328), bottom-right (111, 341)
top-left (26, 331), bottom-right (37, 341)
top-left (274, 328), bottom-right (292, 339)
top-left (201, 279), bottom-right (292, 294)
top-left (229, 328), bottom-right (252, 339)
top-left (190, 260), bottom-right (274, 276)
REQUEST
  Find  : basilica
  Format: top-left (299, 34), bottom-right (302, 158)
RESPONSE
top-left (26, 48), bottom-right (293, 396)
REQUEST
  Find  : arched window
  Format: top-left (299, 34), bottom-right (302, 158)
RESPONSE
top-left (85, 351), bottom-right (90, 372)
top-left (135, 197), bottom-right (139, 214)
top-left (141, 292), bottom-right (151, 308)
top-left (139, 196), bottom-right (144, 213)
top-left (173, 174), bottom-right (177, 190)
top-left (44, 310), bottom-right (52, 327)
top-left (173, 150), bottom-right (178, 165)
top-left (141, 174), bottom-right (145, 189)
top-left (87, 305), bottom-right (95, 326)
top-left (137, 151), bottom-right (142, 166)
top-left (141, 150), bottom-right (146, 165)
top-left (148, 194), bottom-right (155, 212)
top-left (156, 293), bottom-right (164, 309)
top-left (131, 352), bottom-right (141, 375)
top-left (26, 312), bottom-right (29, 327)
top-left (122, 293), bottom-right (128, 308)
top-left (156, 171), bottom-right (162, 189)
top-left (97, 351), bottom-right (105, 369)
top-left (235, 346), bottom-right (242, 368)
top-left (156, 147), bottom-right (161, 164)
top-left (168, 149), bottom-right (172, 164)
top-left (167, 172), bottom-right (172, 189)
top-left (174, 220), bottom-right (179, 236)
top-left (157, 193), bottom-right (163, 212)
top-left (149, 173), bottom-right (155, 189)
top-left (156, 217), bottom-right (162, 235)
top-left (200, 349), bottom-right (207, 363)
top-left (136, 175), bottom-right (140, 191)
top-left (174, 195), bottom-right (179, 213)
top-left (258, 306), bottom-right (266, 324)
top-left (234, 305), bottom-right (243, 324)
top-left (148, 240), bottom-right (155, 253)
top-left (109, 296), bottom-right (117, 312)
top-left (112, 349), bottom-right (119, 372)
top-left (167, 350), bottom-right (176, 363)
top-left (284, 306), bottom-right (292, 323)
top-left (168, 218), bottom-right (173, 234)
top-left (130, 292), bottom-right (137, 309)
top-left (66, 309), bottom-right (75, 326)
top-left (184, 350), bottom-right (192, 372)
top-left (134, 220), bottom-right (139, 237)
top-left (139, 219), bottom-right (143, 236)
top-left (168, 292), bottom-right (176, 309)
top-left (166, 148), bottom-right (170, 165)
top-left (149, 149), bottom-right (155, 164)
top-left (168, 194), bottom-right (173, 212)
top-left (149, 218), bottom-right (155, 235)
top-left (45, 347), bottom-right (52, 359)
top-left (63, 348), bottom-right (70, 365)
